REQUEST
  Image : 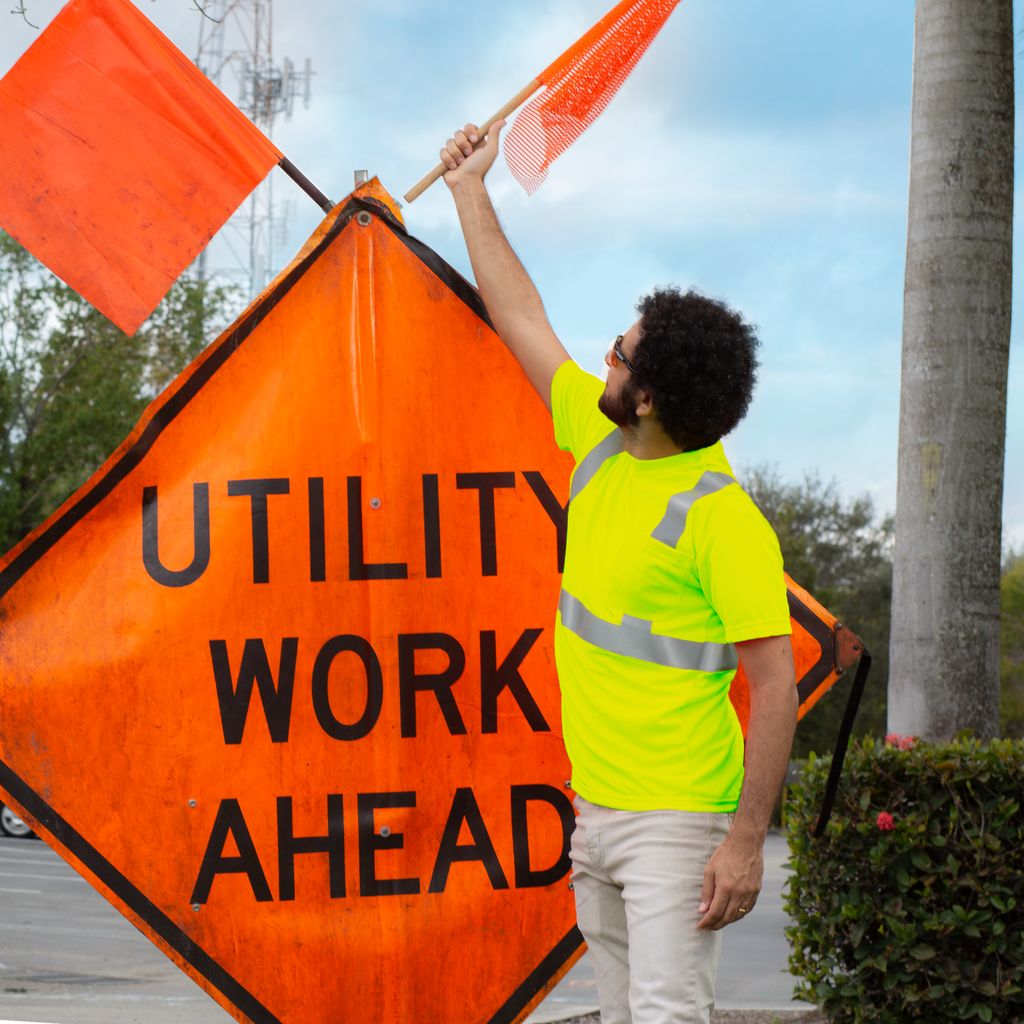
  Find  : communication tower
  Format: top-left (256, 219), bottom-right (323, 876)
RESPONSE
top-left (193, 0), bottom-right (314, 296)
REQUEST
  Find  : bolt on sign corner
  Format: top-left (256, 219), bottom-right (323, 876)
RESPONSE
top-left (0, 185), bottom-right (583, 1024)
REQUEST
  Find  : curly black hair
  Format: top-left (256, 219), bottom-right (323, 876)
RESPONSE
top-left (630, 287), bottom-right (760, 451)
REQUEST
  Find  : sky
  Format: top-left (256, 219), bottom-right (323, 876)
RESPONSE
top-left (2, 0), bottom-right (1023, 544)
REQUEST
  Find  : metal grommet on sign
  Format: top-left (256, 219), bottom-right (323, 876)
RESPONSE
top-left (192, 903), bottom-right (200, 912)
top-left (356, 210), bottom-right (372, 226)
top-left (564, 780), bottom-right (571, 789)
top-left (188, 799), bottom-right (196, 807)
top-left (567, 882), bottom-right (574, 890)
top-left (379, 825), bottom-right (391, 838)
top-left (370, 497), bottom-right (381, 509)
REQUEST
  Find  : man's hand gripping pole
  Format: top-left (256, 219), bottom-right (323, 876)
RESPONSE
top-left (403, 79), bottom-right (541, 203)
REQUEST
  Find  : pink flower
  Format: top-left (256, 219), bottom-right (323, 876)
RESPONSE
top-left (877, 812), bottom-right (895, 831)
top-left (885, 733), bottom-right (917, 751)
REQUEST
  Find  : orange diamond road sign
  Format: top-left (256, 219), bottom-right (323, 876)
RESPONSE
top-left (0, 179), bottom-right (862, 1024)
top-left (0, 180), bottom-right (582, 1024)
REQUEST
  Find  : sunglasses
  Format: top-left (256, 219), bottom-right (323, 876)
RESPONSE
top-left (610, 335), bottom-right (637, 374)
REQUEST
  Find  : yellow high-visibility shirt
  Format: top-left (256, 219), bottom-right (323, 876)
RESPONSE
top-left (552, 360), bottom-right (791, 811)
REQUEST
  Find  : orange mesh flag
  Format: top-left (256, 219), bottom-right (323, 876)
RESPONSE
top-left (0, 0), bottom-right (283, 335)
top-left (504, 0), bottom-right (680, 194)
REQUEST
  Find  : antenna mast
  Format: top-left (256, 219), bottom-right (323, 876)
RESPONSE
top-left (194, 0), bottom-right (314, 297)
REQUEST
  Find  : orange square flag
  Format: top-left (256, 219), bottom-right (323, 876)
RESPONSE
top-left (0, 0), bottom-right (284, 334)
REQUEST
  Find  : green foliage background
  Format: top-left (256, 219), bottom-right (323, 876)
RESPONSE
top-left (0, 232), bottom-right (237, 554)
top-left (785, 736), bottom-right (1023, 1023)
top-left (1001, 555), bottom-right (1024, 739)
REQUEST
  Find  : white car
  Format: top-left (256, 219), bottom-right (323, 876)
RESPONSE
top-left (0, 804), bottom-right (35, 838)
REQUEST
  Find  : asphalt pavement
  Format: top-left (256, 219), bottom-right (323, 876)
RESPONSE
top-left (0, 832), bottom-right (803, 1024)
top-left (0, 836), bottom-right (233, 1024)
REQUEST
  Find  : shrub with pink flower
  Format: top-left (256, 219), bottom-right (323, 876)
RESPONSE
top-left (884, 732), bottom-right (917, 751)
top-left (785, 734), bottom-right (1024, 1023)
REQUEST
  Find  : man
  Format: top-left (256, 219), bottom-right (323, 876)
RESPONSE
top-left (439, 121), bottom-right (798, 1024)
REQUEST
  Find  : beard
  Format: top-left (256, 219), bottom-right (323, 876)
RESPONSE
top-left (598, 379), bottom-right (640, 429)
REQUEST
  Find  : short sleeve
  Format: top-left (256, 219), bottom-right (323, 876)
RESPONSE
top-left (551, 360), bottom-right (617, 461)
top-left (690, 488), bottom-right (792, 643)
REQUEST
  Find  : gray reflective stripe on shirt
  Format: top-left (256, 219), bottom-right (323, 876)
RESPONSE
top-left (650, 471), bottom-right (736, 548)
top-left (558, 589), bottom-right (738, 672)
top-left (569, 429), bottom-right (625, 502)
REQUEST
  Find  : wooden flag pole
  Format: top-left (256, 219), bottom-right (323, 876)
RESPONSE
top-left (403, 79), bottom-right (543, 204)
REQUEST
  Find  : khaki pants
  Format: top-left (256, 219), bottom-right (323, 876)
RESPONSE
top-left (570, 796), bottom-right (732, 1024)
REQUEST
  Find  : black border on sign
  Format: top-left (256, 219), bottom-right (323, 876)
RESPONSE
top-left (487, 924), bottom-right (585, 1024)
top-left (0, 194), bottom-right (578, 1024)
top-left (788, 590), bottom-right (837, 704)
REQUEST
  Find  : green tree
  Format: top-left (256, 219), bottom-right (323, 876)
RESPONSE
top-left (1000, 553), bottom-right (1024, 739)
top-left (0, 231), bottom-right (237, 553)
top-left (740, 468), bottom-right (893, 760)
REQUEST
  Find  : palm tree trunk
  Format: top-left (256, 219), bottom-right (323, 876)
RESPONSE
top-left (888, 0), bottom-right (1013, 741)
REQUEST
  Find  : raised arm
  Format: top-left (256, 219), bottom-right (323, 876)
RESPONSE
top-left (441, 122), bottom-right (570, 411)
